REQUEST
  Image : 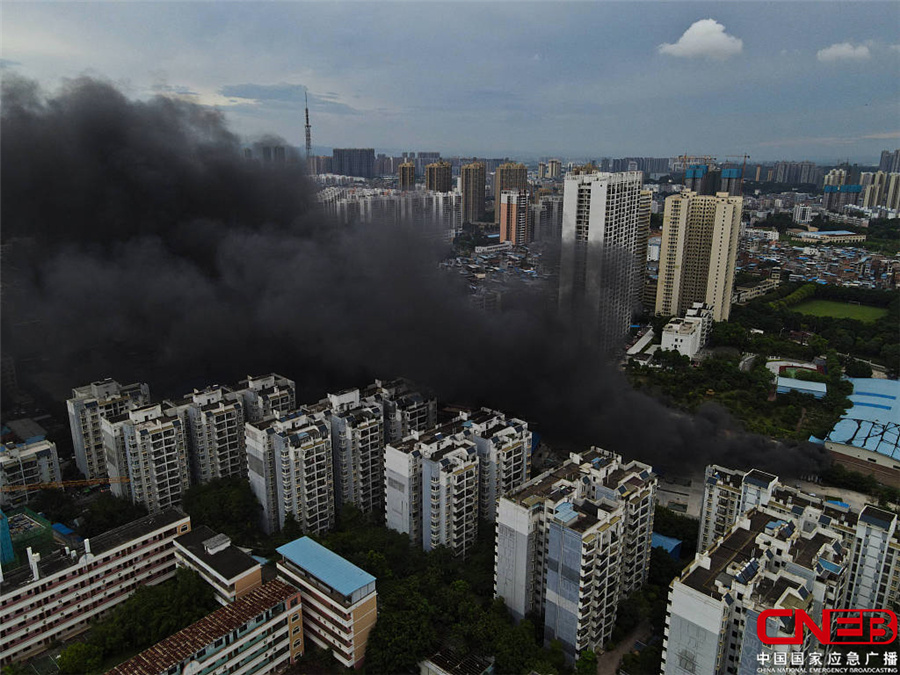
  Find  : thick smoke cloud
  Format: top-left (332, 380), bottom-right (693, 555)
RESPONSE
top-left (1, 75), bottom-right (827, 477)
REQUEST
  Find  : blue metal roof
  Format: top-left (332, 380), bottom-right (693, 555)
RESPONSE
top-left (277, 537), bottom-right (375, 596)
top-left (826, 379), bottom-right (899, 459)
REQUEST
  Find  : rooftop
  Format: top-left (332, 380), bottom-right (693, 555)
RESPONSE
top-left (106, 580), bottom-right (298, 675)
top-left (682, 511), bottom-right (770, 599)
top-left (277, 536), bottom-right (375, 597)
top-left (1, 509), bottom-right (188, 595)
top-left (174, 525), bottom-right (260, 581)
top-left (826, 378), bottom-right (900, 460)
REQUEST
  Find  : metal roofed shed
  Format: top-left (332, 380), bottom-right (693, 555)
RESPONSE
top-left (277, 536), bottom-right (376, 599)
top-left (776, 376), bottom-right (827, 399)
top-left (825, 378), bottom-right (900, 487)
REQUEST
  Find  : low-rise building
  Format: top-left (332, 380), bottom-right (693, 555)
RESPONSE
top-left (825, 378), bottom-right (900, 488)
top-left (173, 525), bottom-right (263, 605)
top-left (106, 580), bottom-right (303, 675)
top-left (277, 536), bottom-right (377, 669)
top-left (0, 509), bottom-right (191, 666)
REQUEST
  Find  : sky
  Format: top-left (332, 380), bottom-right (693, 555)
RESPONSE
top-left (3, 1), bottom-right (899, 163)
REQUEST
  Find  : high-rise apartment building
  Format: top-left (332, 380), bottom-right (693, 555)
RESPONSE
top-left (494, 447), bottom-right (656, 663)
top-left (0, 440), bottom-right (62, 509)
top-left (499, 189), bottom-right (532, 244)
top-left (67, 379), bottom-right (150, 479)
top-left (0, 509), bottom-right (191, 666)
top-left (398, 161), bottom-right (416, 191)
top-left (463, 409), bottom-right (531, 523)
top-left (326, 389), bottom-right (386, 516)
top-left (558, 170), bottom-right (649, 345)
top-left (534, 194), bottom-right (564, 242)
top-left (548, 159), bottom-right (562, 179)
top-left (461, 162), bottom-right (486, 223)
top-left (494, 163), bottom-right (528, 223)
top-left (879, 148), bottom-right (900, 173)
top-left (663, 464), bottom-right (900, 674)
top-left (384, 419), bottom-right (479, 556)
top-left (332, 148), bottom-right (376, 178)
top-left (425, 161), bottom-right (452, 192)
top-left (370, 378), bottom-right (437, 445)
top-left (166, 386), bottom-right (247, 484)
top-left (655, 190), bottom-right (742, 322)
top-left (384, 408), bottom-right (531, 554)
top-left (232, 373), bottom-right (296, 423)
top-left (245, 410), bottom-right (336, 536)
top-left (823, 184), bottom-right (862, 212)
top-left (102, 403), bottom-right (191, 513)
top-left (538, 162), bottom-right (547, 179)
top-left (823, 168), bottom-right (848, 187)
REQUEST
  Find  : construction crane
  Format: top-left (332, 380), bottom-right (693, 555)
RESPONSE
top-left (0, 477), bottom-right (130, 492)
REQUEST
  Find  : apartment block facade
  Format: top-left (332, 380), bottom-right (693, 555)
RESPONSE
top-left (425, 161), bottom-right (453, 193)
top-left (493, 447), bottom-right (656, 662)
top-left (697, 465), bottom-right (900, 612)
top-left (384, 409), bottom-right (531, 555)
top-left (662, 507), bottom-right (848, 675)
top-left (494, 163), bottom-right (528, 224)
top-left (461, 162), bottom-right (486, 223)
top-left (246, 409), bottom-right (336, 536)
top-left (107, 580), bottom-right (303, 675)
top-left (103, 403), bottom-right (192, 513)
top-left (167, 386), bottom-right (248, 483)
top-left (655, 190), bottom-right (742, 322)
top-left (0, 509), bottom-right (191, 665)
top-left (499, 189), bottom-right (532, 245)
top-left (67, 379), bottom-right (150, 479)
top-left (0, 440), bottom-right (62, 509)
top-left (558, 170), bottom-right (650, 346)
top-left (277, 537), bottom-right (377, 669)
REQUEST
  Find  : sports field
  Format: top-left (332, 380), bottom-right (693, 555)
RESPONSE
top-left (793, 299), bottom-right (888, 323)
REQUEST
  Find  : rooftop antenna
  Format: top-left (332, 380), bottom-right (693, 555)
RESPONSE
top-left (304, 91), bottom-right (312, 163)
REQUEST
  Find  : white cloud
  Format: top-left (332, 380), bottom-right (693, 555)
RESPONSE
top-left (817, 42), bottom-right (871, 62)
top-left (889, 44), bottom-right (900, 53)
top-left (658, 19), bottom-right (743, 60)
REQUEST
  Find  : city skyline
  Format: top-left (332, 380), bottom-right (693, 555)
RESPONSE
top-left (3, 1), bottom-right (898, 163)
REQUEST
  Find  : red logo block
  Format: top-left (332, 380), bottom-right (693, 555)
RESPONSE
top-left (757, 609), bottom-right (898, 645)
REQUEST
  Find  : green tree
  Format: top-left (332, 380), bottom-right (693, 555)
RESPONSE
top-left (844, 358), bottom-right (873, 378)
top-left (181, 477), bottom-right (263, 546)
top-left (575, 649), bottom-right (598, 675)
top-left (58, 643), bottom-right (102, 674)
top-left (78, 494), bottom-right (148, 538)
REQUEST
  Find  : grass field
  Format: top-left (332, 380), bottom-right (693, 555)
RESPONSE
top-left (793, 299), bottom-right (888, 323)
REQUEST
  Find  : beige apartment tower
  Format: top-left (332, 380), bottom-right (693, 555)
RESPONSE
top-left (398, 162), bottom-right (415, 191)
top-left (494, 163), bottom-right (528, 223)
top-left (499, 189), bottom-right (532, 244)
top-left (655, 190), bottom-right (742, 322)
top-left (425, 161), bottom-right (452, 192)
top-left (460, 162), bottom-right (486, 223)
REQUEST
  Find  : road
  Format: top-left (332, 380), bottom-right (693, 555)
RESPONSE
top-left (597, 621), bottom-right (653, 675)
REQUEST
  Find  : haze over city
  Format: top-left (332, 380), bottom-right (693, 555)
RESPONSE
top-left (3, 1), bottom-right (899, 162)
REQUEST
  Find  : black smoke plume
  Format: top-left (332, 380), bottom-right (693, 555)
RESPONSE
top-left (1, 75), bottom-right (827, 477)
